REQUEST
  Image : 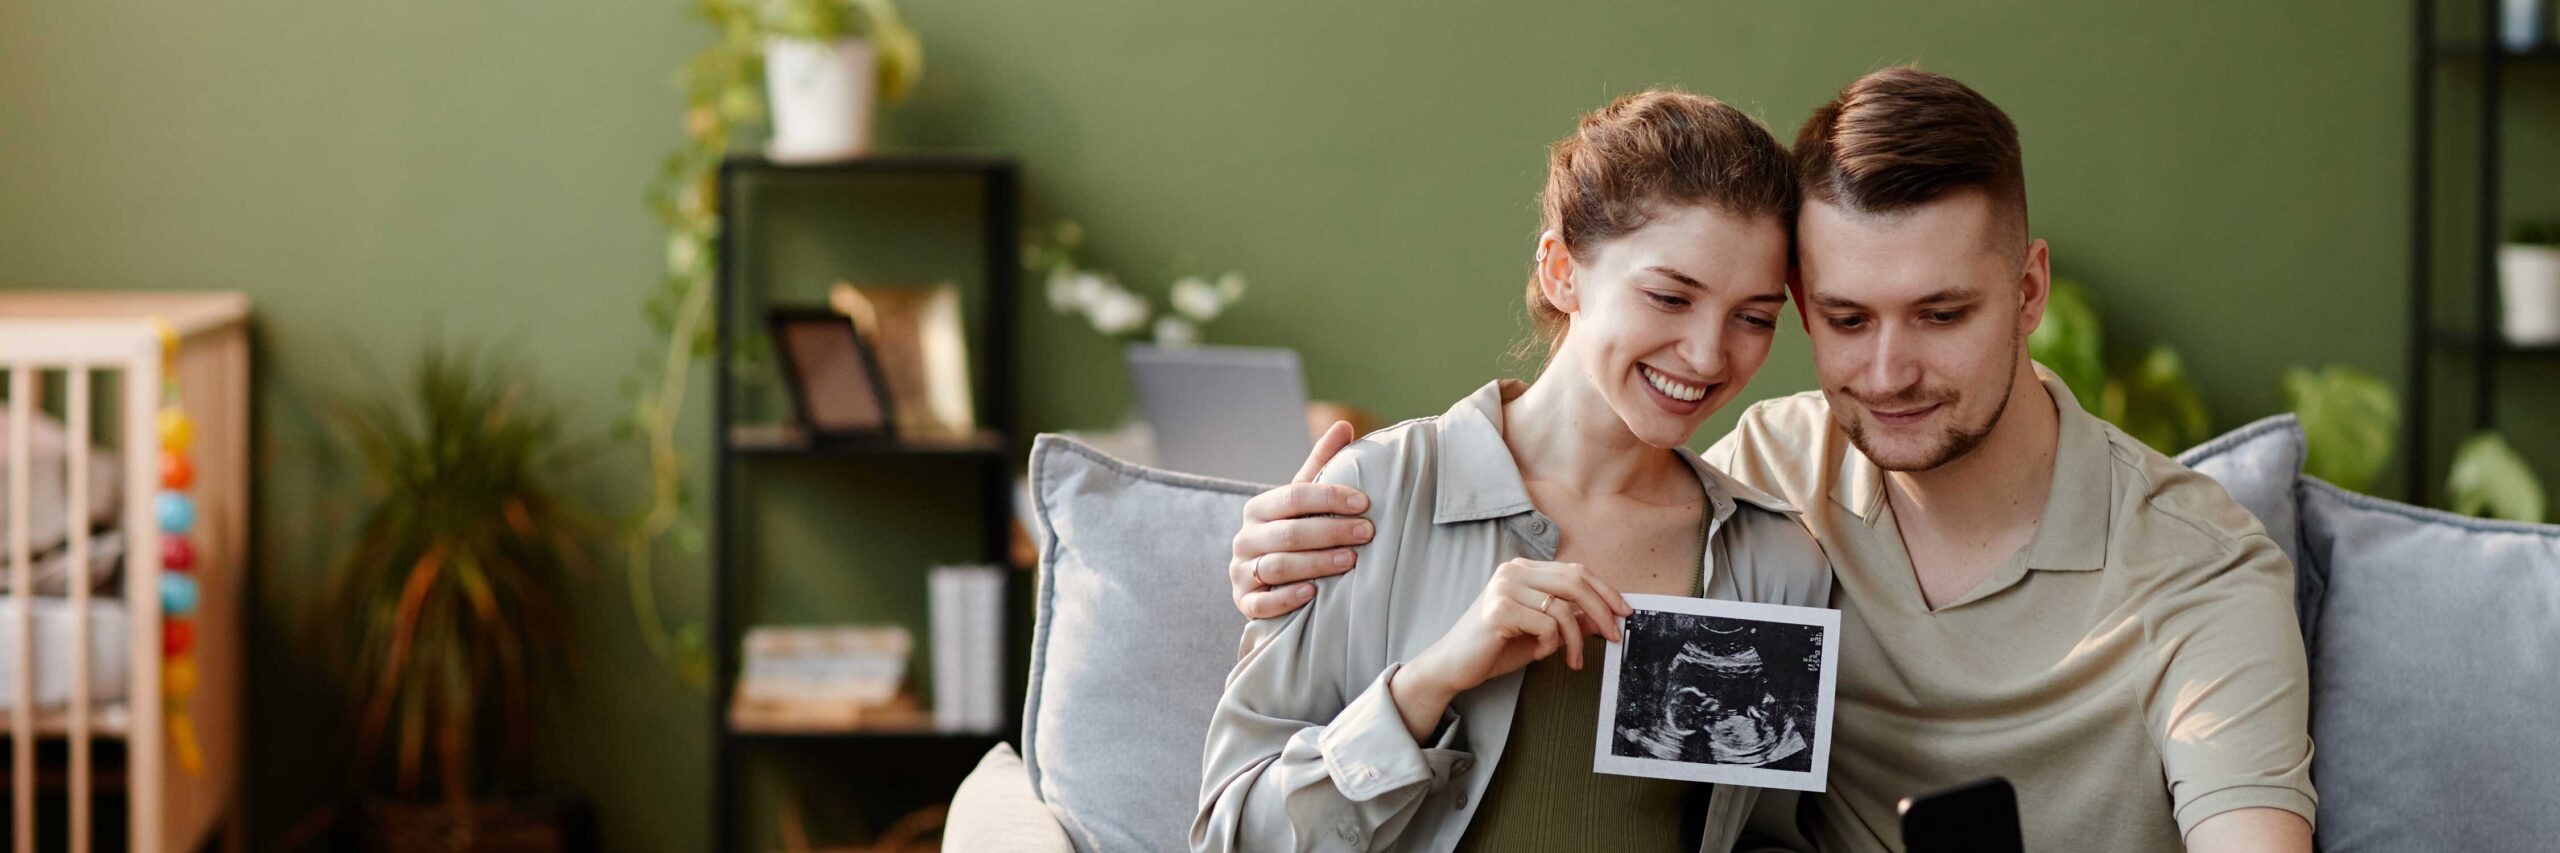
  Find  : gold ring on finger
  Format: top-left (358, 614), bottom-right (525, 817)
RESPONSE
top-left (1537, 591), bottom-right (1555, 614)
top-left (1252, 554), bottom-right (1273, 588)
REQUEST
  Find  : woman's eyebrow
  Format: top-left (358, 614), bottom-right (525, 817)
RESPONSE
top-left (1645, 266), bottom-right (1706, 289)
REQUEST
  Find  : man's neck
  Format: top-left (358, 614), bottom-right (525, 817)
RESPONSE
top-left (1882, 370), bottom-right (2061, 545)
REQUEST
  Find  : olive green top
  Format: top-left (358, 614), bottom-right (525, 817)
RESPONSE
top-left (1454, 499), bottom-right (1713, 852)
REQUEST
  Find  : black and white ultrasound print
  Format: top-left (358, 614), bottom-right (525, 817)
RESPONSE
top-left (1593, 594), bottom-right (1841, 791)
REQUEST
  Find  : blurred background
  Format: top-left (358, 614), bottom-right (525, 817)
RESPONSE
top-left (0, 0), bottom-right (2548, 850)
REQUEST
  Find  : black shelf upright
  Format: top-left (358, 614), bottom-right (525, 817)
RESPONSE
top-left (709, 153), bottom-right (1021, 853)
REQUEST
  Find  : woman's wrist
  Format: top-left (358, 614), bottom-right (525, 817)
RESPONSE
top-left (1388, 652), bottom-right (1459, 743)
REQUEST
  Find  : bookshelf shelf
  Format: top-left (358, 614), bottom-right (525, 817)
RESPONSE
top-left (710, 156), bottom-right (1023, 852)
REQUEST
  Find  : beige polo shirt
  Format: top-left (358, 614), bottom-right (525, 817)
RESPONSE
top-left (1703, 370), bottom-right (2315, 852)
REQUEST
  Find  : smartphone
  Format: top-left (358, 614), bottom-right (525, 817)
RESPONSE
top-left (1897, 777), bottom-right (2023, 853)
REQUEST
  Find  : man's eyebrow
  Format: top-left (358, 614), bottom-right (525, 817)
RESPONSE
top-left (1913, 287), bottom-right (1981, 305)
top-left (1809, 293), bottom-right (1866, 310)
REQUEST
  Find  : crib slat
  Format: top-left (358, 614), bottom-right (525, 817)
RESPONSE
top-left (8, 365), bottom-right (35, 853)
top-left (125, 353), bottom-right (163, 853)
top-left (67, 367), bottom-right (93, 853)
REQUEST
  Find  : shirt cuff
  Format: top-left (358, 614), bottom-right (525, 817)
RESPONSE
top-left (1317, 662), bottom-right (1469, 802)
top-left (2175, 783), bottom-right (2318, 837)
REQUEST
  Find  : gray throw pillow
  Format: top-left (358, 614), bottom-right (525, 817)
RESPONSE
top-left (2298, 478), bottom-right (2560, 853)
top-left (2177, 415), bottom-right (2317, 640)
top-left (1025, 434), bottom-right (1260, 853)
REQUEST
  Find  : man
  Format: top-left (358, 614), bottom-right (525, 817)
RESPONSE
top-left (1223, 68), bottom-right (2315, 851)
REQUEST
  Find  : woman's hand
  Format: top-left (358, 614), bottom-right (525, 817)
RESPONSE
top-left (1386, 559), bottom-right (1632, 740)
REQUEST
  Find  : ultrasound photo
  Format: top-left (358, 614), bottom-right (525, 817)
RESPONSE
top-left (1592, 594), bottom-right (1840, 791)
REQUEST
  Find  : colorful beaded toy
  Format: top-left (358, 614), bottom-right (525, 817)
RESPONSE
top-left (152, 321), bottom-right (202, 775)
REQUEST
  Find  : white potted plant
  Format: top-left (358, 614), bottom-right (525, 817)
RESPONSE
top-left (760, 0), bottom-right (923, 163)
top-left (2499, 222), bottom-right (2560, 347)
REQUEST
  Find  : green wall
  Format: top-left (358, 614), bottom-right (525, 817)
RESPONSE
top-left (0, 1), bottom-right (2429, 849)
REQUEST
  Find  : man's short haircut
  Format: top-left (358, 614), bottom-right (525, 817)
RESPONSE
top-left (1793, 67), bottom-right (2026, 241)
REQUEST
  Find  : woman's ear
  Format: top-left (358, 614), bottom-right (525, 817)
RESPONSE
top-left (1536, 230), bottom-right (1579, 314)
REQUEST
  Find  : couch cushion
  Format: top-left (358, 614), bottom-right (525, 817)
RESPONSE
top-left (1024, 435), bottom-right (1260, 853)
top-left (2177, 415), bottom-right (2317, 639)
top-left (2298, 478), bottom-right (2560, 853)
top-left (947, 744), bottom-right (1074, 853)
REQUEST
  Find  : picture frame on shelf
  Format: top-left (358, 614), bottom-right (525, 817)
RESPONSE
top-left (769, 308), bottom-right (897, 439)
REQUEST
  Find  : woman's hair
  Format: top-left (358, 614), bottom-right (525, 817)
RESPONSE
top-left (1521, 89), bottom-right (1799, 358)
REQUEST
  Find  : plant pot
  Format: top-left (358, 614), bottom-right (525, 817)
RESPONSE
top-left (352, 796), bottom-right (594, 853)
top-left (2502, 0), bottom-right (2551, 52)
top-left (764, 36), bottom-right (877, 163)
top-left (2498, 243), bottom-right (2560, 346)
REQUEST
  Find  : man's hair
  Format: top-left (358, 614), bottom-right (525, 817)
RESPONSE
top-left (1793, 67), bottom-right (2026, 238)
top-left (1521, 89), bottom-right (1798, 357)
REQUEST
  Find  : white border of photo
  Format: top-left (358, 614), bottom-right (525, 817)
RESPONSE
top-left (1592, 593), bottom-right (1843, 792)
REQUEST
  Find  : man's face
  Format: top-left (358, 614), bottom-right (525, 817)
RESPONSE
top-left (1794, 190), bottom-right (2044, 472)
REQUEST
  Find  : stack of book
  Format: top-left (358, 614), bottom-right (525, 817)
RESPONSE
top-left (930, 565), bottom-right (1006, 734)
top-left (728, 625), bottom-right (922, 733)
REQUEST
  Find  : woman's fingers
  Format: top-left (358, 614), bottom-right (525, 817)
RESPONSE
top-left (1231, 515), bottom-right (1374, 562)
top-left (1515, 563), bottom-right (1627, 644)
top-left (1291, 421), bottom-right (1357, 484)
top-left (1234, 581), bottom-right (1316, 620)
top-left (1247, 549), bottom-right (1361, 588)
top-left (1240, 481), bottom-right (1371, 527)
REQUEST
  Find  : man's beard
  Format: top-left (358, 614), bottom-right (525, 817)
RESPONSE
top-left (1838, 333), bottom-right (2021, 472)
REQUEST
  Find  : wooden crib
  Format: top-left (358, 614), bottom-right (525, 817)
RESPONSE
top-left (0, 292), bottom-right (245, 852)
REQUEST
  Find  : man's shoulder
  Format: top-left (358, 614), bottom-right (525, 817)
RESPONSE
top-left (1707, 390), bottom-right (1836, 507)
top-left (2097, 422), bottom-right (2292, 587)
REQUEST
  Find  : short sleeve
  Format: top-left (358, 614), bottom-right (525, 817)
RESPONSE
top-left (2143, 532), bottom-right (2319, 836)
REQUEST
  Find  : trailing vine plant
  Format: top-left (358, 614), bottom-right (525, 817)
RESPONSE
top-left (623, 0), bottom-right (923, 690)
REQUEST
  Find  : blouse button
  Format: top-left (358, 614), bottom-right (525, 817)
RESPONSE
top-left (1525, 517), bottom-right (1549, 535)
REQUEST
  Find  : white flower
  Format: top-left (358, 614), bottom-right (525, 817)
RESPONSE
top-left (1216, 271), bottom-right (1247, 303)
top-left (1153, 316), bottom-right (1200, 347)
top-left (1170, 276), bottom-right (1223, 322)
top-left (1086, 287), bottom-right (1151, 336)
top-left (1071, 271), bottom-right (1115, 309)
top-left (1045, 266), bottom-right (1080, 314)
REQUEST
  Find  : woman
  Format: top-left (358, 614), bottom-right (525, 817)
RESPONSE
top-left (1191, 90), bottom-right (1832, 853)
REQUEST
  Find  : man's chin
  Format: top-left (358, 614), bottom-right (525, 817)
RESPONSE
top-left (1844, 426), bottom-right (1951, 473)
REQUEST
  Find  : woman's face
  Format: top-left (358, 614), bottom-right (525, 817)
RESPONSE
top-left (1549, 204), bottom-right (1791, 449)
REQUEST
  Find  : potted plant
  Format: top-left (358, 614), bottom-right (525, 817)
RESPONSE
top-left (2499, 221), bottom-right (2560, 346)
top-left (323, 345), bottom-right (595, 852)
top-left (758, 0), bottom-right (924, 162)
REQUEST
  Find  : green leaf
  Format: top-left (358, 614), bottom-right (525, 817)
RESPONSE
top-left (2028, 277), bottom-right (2106, 413)
top-left (2284, 365), bottom-right (2400, 494)
top-left (2099, 345), bottom-right (2212, 454)
top-left (2448, 432), bottom-right (2548, 523)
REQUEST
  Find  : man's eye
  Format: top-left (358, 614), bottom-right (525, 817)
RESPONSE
top-left (1649, 292), bottom-right (1691, 309)
top-left (1828, 315), bottom-right (1866, 330)
top-left (1928, 310), bottom-right (1966, 324)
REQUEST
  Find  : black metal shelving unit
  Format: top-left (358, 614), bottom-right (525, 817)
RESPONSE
top-left (709, 153), bottom-right (1021, 853)
top-left (2409, 0), bottom-right (2560, 501)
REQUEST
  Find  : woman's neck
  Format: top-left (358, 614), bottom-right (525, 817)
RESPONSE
top-left (1501, 359), bottom-right (1691, 503)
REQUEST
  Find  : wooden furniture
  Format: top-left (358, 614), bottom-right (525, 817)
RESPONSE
top-left (0, 292), bottom-right (247, 853)
top-left (710, 155), bottom-right (1022, 852)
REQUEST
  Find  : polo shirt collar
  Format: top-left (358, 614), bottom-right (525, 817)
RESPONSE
top-left (1830, 366), bottom-right (2114, 573)
top-left (1431, 380), bottom-right (1793, 525)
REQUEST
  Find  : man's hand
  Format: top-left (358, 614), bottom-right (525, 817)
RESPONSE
top-left (2184, 807), bottom-right (2311, 853)
top-left (1228, 421), bottom-right (1377, 619)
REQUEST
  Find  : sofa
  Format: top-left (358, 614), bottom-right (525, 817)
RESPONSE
top-left (946, 419), bottom-right (2560, 852)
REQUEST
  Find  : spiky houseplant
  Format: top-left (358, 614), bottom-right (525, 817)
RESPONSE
top-left (325, 345), bottom-right (591, 850)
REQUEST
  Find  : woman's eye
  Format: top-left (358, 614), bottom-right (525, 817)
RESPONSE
top-left (1648, 292), bottom-right (1690, 309)
top-left (1739, 313), bottom-right (1775, 329)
